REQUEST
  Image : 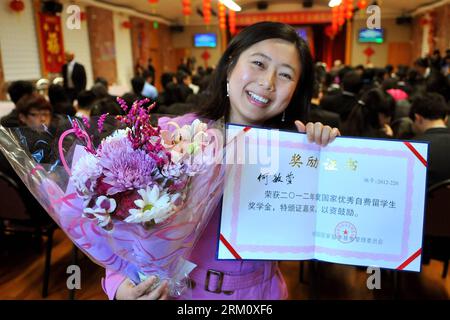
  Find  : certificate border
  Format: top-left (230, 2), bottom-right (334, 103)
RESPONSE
top-left (224, 127), bottom-right (421, 265)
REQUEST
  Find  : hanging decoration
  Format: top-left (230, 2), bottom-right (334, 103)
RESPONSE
top-left (337, 2), bottom-right (345, 27)
top-left (148, 0), bottom-right (158, 14)
top-left (229, 9), bottom-right (236, 35)
top-left (9, 0), bottom-right (25, 13)
top-left (325, 25), bottom-right (335, 39)
top-left (331, 6), bottom-right (339, 37)
top-left (203, 0), bottom-right (212, 26)
top-left (201, 50), bottom-right (211, 68)
top-left (357, 0), bottom-right (367, 10)
top-left (218, 2), bottom-right (226, 30)
top-left (182, 0), bottom-right (192, 24)
top-left (363, 45), bottom-right (375, 64)
top-left (121, 21), bottom-right (132, 29)
top-left (344, 0), bottom-right (353, 20)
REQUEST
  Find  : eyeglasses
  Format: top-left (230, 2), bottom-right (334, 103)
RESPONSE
top-left (28, 111), bottom-right (51, 118)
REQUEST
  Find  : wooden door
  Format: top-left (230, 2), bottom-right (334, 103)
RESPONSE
top-left (388, 42), bottom-right (412, 68)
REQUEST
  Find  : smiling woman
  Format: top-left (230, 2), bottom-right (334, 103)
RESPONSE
top-left (199, 21), bottom-right (315, 131)
top-left (106, 22), bottom-right (340, 301)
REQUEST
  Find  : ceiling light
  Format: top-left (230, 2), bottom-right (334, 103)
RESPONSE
top-left (328, 0), bottom-right (342, 7)
top-left (219, 0), bottom-right (242, 12)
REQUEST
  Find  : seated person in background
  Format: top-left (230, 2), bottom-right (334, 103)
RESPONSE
top-left (17, 93), bottom-right (52, 132)
top-left (409, 93), bottom-right (450, 187)
top-left (1, 80), bottom-right (34, 128)
top-left (341, 88), bottom-right (395, 138)
top-left (308, 80), bottom-right (340, 129)
top-left (121, 76), bottom-right (152, 110)
top-left (158, 72), bottom-right (182, 107)
top-left (93, 77), bottom-right (118, 101)
top-left (176, 71), bottom-right (194, 103)
top-left (75, 90), bottom-right (97, 119)
top-left (320, 71), bottom-right (362, 122)
top-left (141, 71), bottom-right (158, 101)
top-left (48, 84), bottom-right (76, 117)
top-left (90, 97), bottom-right (123, 117)
top-left (1, 93), bottom-right (56, 223)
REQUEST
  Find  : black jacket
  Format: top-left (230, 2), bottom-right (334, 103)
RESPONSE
top-left (416, 127), bottom-right (450, 187)
top-left (320, 91), bottom-right (358, 122)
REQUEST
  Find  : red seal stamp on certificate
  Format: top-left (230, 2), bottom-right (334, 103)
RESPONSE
top-left (335, 221), bottom-right (357, 243)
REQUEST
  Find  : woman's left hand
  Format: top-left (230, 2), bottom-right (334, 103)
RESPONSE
top-left (295, 121), bottom-right (340, 147)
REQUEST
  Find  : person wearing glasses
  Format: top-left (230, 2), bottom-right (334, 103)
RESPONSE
top-left (16, 93), bottom-right (52, 131)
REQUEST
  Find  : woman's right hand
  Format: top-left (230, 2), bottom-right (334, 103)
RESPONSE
top-left (115, 276), bottom-right (169, 300)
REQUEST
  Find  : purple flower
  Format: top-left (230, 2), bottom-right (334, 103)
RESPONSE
top-left (101, 148), bottom-right (158, 195)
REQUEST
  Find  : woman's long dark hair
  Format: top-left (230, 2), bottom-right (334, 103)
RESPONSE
top-left (342, 88), bottom-right (395, 137)
top-left (199, 22), bottom-right (314, 129)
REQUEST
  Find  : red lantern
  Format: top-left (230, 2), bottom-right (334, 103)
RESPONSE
top-left (218, 2), bottom-right (226, 30)
top-left (203, 0), bottom-right (212, 25)
top-left (345, 0), bottom-right (353, 20)
top-left (229, 9), bottom-right (236, 35)
top-left (121, 21), bottom-right (132, 29)
top-left (331, 6), bottom-right (339, 33)
top-left (9, 0), bottom-right (25, 12)
top-left (182, 0), bottom-right (191, 17)
top-left (357, 0), bottom-right (368, 10)
top-left (337, 3), bottom-right (345, 26)
top-left (148, 0), bottom-right (158, 3)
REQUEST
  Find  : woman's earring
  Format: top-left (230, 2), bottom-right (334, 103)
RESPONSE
top-left (226, 81), bottom-right (230, 97)
top-left (281, 111), bottom-right (286, 122)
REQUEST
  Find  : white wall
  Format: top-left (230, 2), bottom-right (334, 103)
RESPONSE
top-left (60, 0), bottom-right (94, 88)
top-left (0, 0), bottom-right (41, 81)
top-left (113, 12), bottom-right (133, 91)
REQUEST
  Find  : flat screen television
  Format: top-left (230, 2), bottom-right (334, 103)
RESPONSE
top-left (358, 28), bottom-right (384, 43)
top-left (193, 33), bottom-right (217, 48)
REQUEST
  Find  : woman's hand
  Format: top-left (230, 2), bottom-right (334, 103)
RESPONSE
top-left (115, 276), bottom-right (169, 300)
top-left (295, 121), bottom-right (340, 146)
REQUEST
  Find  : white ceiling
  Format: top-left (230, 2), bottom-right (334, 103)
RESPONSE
top-left (94, 0), bottom-right (442, 25)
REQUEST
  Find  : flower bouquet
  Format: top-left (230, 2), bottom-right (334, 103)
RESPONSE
top-left (0, 98), bottom-right (225, 297)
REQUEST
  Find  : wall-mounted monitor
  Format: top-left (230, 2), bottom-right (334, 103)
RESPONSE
top-left (358, 28), bottom-right (384, 43)
top-left (193, 33), bottom-right (217, 48)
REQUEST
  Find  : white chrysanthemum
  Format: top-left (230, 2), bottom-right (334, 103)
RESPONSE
top-left (71, 153), bottom-right (102, 196)
top-left (125, 185), bottom-right (174, 224)
top-left (105, 128), bottom-right (130, 143)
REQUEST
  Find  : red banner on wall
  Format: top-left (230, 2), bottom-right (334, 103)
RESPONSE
top-left (38, 13), bottom-right (65, 74)
top-left (236, 11), bottom-right (332, 26)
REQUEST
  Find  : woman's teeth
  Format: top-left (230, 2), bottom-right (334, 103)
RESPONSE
top-left (248, 91), bottom-right (269, 104)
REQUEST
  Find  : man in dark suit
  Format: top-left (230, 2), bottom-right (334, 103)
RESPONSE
top-left (62, 51), bottom-right (87, 103)
top-left (409, 93), bottom-right (450, 187)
